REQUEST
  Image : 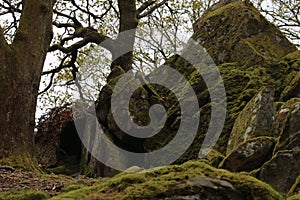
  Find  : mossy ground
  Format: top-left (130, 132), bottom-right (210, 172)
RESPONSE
top-left (50, 160), bottom-right (283, 200)
top-left (0, 153), bottom-right (41, 173)
top-left (0, 190), bottom-right (48, 200)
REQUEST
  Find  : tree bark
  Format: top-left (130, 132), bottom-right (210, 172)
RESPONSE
top-left (83, 0), bottom-right (141, 177)
top-left (0, 0), bottom-right (53, 170)
top-left (109, 0), bottom-right (139, 74)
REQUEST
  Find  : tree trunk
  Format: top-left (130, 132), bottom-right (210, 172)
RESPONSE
top-left (82, 0), bottom-right (140, 177)
top-left (0, 0), bottom-right (53, 170)
top-left (111, 0), bottom-right (139, 72)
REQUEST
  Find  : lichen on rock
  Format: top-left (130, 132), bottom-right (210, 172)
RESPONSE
top-left (220, 136), bottom-right (275, 172)
top-left (226, 87), bottom-right (276, 154)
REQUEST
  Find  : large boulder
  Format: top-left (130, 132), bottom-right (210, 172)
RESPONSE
top-left (254, 99), bottom-right (300, 194)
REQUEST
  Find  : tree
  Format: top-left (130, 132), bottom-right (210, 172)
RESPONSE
top-left (0, 0), bottom-right (54, 169)
top-left (0, 0), bottom-right (169, 170)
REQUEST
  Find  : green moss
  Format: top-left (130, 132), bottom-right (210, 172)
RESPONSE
top-left (201, 2), bottom-right (249, 24)
top-left (243, 40), bottom-right (269, 61)
top-left (287, 194), bottom-right (300, 200)
top-left (62, 184), bottom-right (85, 193)
top-left (288, 175), bottom-right (300, 197)
top-left (0, 153), bottom-right (41, 173)
top-left (149, 49), bottom-right (299, 159)
top-left (50, 160), bottom-right (283, 200)
top-left (106, 173), bottom-right (146, 190)
top-left (0, 190), bottom-right (48, 200)
top-left (280, 71), bottom-right (300, 101)
top-left (81, 163), bottom-right (96, 177)
top-left (45, 164), bottom-right (78, 175)
top-left (284, 50), bottom-right (300, 61)
top-left (200, 149), bottom-right (225, 168)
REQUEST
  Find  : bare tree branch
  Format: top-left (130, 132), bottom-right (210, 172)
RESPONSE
top-left (40, 50), bottom-right (78, 94)
top-left (137, 0), bottom-right (168, 19)
top-left (69, 0), bottom-right (105, 21)
top-left (2, 0), bottom-right (22, 13)
top-left (49, 28), bottom-right (109, 53)
top-left (137, 0), bottom-right (156, 15)
top-left (53, 10), bottom-right (82, 29)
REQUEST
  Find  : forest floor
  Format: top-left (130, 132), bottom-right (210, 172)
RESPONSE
top-left (0, 167), bottom-right (98, 198)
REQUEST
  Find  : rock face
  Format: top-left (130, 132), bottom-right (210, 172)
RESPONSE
top-left (280, 51), bottom-right (300, 101)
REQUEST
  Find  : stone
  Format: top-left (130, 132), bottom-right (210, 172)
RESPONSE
top-left (149, 177), bottom-right (244, 200)
top-left (220, 137), bottom-right (275, 172)
top-left (227, 87), bottom-right (276, 154)
top-left (280, 50), bottom-right (300, 101)
top-left (258, 149), bottom-right (300, 193)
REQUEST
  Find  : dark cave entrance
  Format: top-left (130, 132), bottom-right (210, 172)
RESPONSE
top-left (58, 121), bottom-right (82, 164)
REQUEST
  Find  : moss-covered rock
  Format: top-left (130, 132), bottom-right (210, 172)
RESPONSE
top-left (192, 1), bottom-right (296, 67)
top-left (36, 0), bottom-right (300, 179)
top-left (199, 148), bottom-right (225, 168)
top-left (280, 50), bottom-right (300, 101)
top-left (281, 71), bottom-right (300, 101)
top-left (50, 160), bottom-right (283, 200)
